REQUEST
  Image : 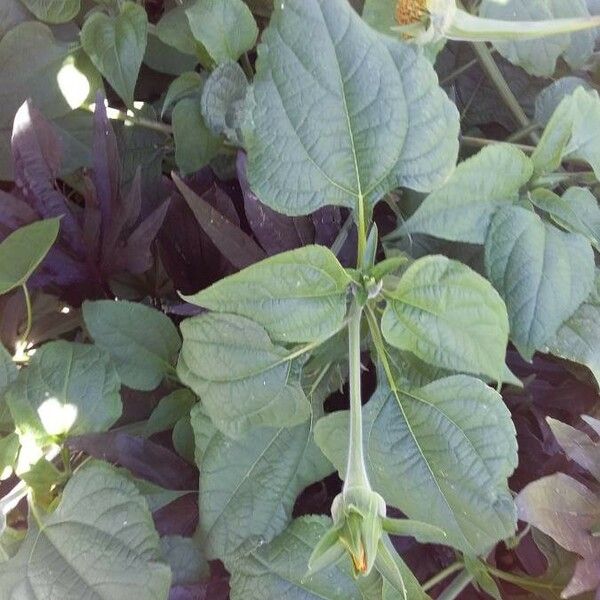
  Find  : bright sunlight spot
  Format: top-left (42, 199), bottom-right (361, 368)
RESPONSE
top-left (37, 397), bottom-right (78, 436)
top-left (57, 58), bottom-right (90, 110)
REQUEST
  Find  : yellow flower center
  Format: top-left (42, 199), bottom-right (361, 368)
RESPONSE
top-left (395, 0), bottom-right (428, 25)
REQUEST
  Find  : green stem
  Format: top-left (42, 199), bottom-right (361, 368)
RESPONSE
top-left (343, 300), bottom-right (370, 491)
top-left (356, 195), bottom-right (367, 269)
top-left (486, 565), bottom-right (561, 592)
top-left (21, 283), bottom-right (32, 342)
top-left (422, 562), bottom-right (464, 592)
top-left (82, 104), bottom-right (173, 135)
top-left (505, 123), bottom-right (542, 143)
top-left (437, 570), bottom-right (474, 600)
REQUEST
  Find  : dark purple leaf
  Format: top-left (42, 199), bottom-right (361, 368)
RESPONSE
top-left (68, 432), bottom-right (197, 490)
top-left (172, 172), bottom-right (266, 270)
top-left (154, 493), bottom-right (198, 536)
top-left (0, 190), bottom-right (36, 234)
top-left (168, 567), bottom-right (229, 600)
top-left (237, 152), bottom-right (314, 255)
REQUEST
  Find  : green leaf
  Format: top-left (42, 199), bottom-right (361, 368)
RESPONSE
top-left (546, 272), bottom-right (600, 388)
top-left (172, 416), bottom-right (195, 463)
top-left (464, 556), bottom-right (502, 600)
top-left (19, 0), bottom-right (80, 23)
top-left (0, 433), bottom-right (19, 480)
top-left (185, 0), bottom-right (258, 64)
top-left (144, 32), bottom-right (199, 75)
top-left (535, 77), bottom-right (592, 126)
top-left (81, 1), bottom-right (148, 108)
top-left (201, 60), bottom-right (248, 144)
top-left (485, 205), bottom-right (595, 359)
top-left (160, 535), bottom-right (209, 585)
top-left (530, 187), bottom-right (600, 251)
top-left (0, 344), bottom-right (17, 394)
top-left (532, 87), bottom-right (600, 178)
top-left (156, 4), bottom-right (207, 63)
top-left (381, 255), bottom-right (509, 381)
top-left (0, 0), bottom-right (30, 40)
top-left (0, 22), bottom-right (101, 180)
top-left (191, 404), bottom-right (333, 559)
top-left (185, 245), bottom-right (351, 344)
top-left (172, 97), bottom-right (222, 174)
top-left (82, 300), bottom-right (181, 392)
top-left (395, 145), bottom-right (533, 244)
top-left (145, 389), bottom-right (196, 437)
top-left (0, 218), bottom-right (60, 295)
top-left (0, 462), bottom-right (171, 599)
top-left (227, 516), bottom-right (367, 599)
top-left (6, 341), bottom-right (122, 444)
top-left (243, 0), bottom-right (459, 216)
top-left (479, 0), bottom-right (596, 77)
top-left (178, 313), bottom-right (310, 437)
top-left (315, 375), bottom-right (518, 555)
top-left (162, 71), bottom-right (204, 117)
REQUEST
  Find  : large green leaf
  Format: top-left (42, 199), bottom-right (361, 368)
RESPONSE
top-left (546, 272), bottom-right (600, 387)
top-left (191, 404), bottom-right (333, 559)
top-left (243, 0), bottom-right (459, 216)
top-left (6, 341), bottom-right (122, 444)
top-left (0, 219), bottom-right (59, 295)
top-left (185, 246), bottom-right (351, 343)
top-left (19, 0), bottom-right (80, 23)
top-left (485, 205), bottom-right (595, 360)
top-left (82, 300), bottom-right (181, 392)
top-left (532, 87), bottom-right (600, 178)
top-left (479, 0), bottom-right (596, 77)
top-left (81, 1), bottom-right (148, 108)
top-left (395, 145), bottom-right (533, 244)
top-left (227, 516), bottom-right (368, 600)
top-left (185, 0), bottom-right (258, 65)
top-left (0, 462), bottom-right (171, 599)
top-left (315, 375), bottom-right (518, 555)
top-left (160, 535), bottom-right (208, 585)
top-left (381, 255), bottom-right (509, 381)
top-left (178, 313), bottom-right (309, 437)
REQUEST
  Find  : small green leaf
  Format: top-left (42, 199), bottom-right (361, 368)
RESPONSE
top-left (485, 205), bottom-right (595, 359)
top-left (382, 255), bottom-right (509, 380)
top-left (191, 405), bottom-right (332, 559)
top-left (162, 71), bottom-right (204, 118)
top-left (227, 516), bottom-right (365, 599)
top-left (83, 300), bottom-right (181, 392)
top-left (6, 341), bottom-right (122, 444)
top-left (0, 218), bottom-right (60, 295)
top-left (201, 60), bottom-right (248, 144)
top-left (244, 0), bottom-right (459, 216)
top-left (172, 416), bottom-right (195, 464)
top-left (185, 245), bottom-right (351, 344)
top-left (172, 97), bottom-right (222, 174)
top-left (395, 145), bottom-right (533, 244)
top-left (19, 0), bottom-right (80, 23)
top-left (81, 1), bottom-right (148, 108)
top-left (185, 0), bottom-right (258, 64)
top-left (160, 535), bottom-right (209, 585)
top-left (0, 462), bottom-right (171, 598)
top-left (145, 389), bottom-right (196, 437)
top-left (315, 376), bottom-right (518, 555)
top-left (178, 313), bottom-right (310, 437)
top-left (546, 272), bottom-right (600, 388)
top-left (530, 187), bottom-right (600, 250)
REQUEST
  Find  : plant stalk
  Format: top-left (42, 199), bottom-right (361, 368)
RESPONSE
top-left (21, 283), bottom-right (32, 343)
top-left (343, 300), bottom-right (370, 492)
top-left (422, 562), bottom-right (464, 592)
top-left (437, 569), bottom-right (473, 600)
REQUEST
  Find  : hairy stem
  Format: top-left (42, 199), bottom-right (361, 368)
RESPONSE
top-left (343, 300), bottom-right (370, 491)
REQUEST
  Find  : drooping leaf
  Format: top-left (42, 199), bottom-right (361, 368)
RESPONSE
top-left (185, 0), bottom-right (258, 65)
top-left (485, 205), bottom-right (595, 359)
top-left (227, 516), bottom-right (366, 599)
top-left (546, 272), bottom-right (600, 387)
top-left (82, 300), bottom-right (181, 392)
top-left (201, 61), bottom-right (248, 144)
top-left (81, 1), bottom-right (148, 108)
top-left (172, 98), bottom-right (222, 174)
top-left (243, 0), bottom-right (459, 216)
top-left (381, 255), bottom-right (509, 381)
top-left (19, 0), bottom-right (80, 23)
top-left (178, 313), bottom-right (310, 437)
top-left (530, 187), bottom-right (600, 251)
top-left (0, 218), bottom-right (59, 294)
top-left (184, 245), bottom-right (351, 344)
top-left (191, 405), bottom-right (333, 560)
top-left (393, 144), bottom-right (533, 244)
top-left (532, 87), bottom-right (600, 178)
top-left (160, 535), bottom-right (209, 585)
top-left (6, 341), bottom-right (121, 445)
top-left (315, 375), bottom-right (518, 555)
top-left (0, 462), bottom-right (172, 599)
